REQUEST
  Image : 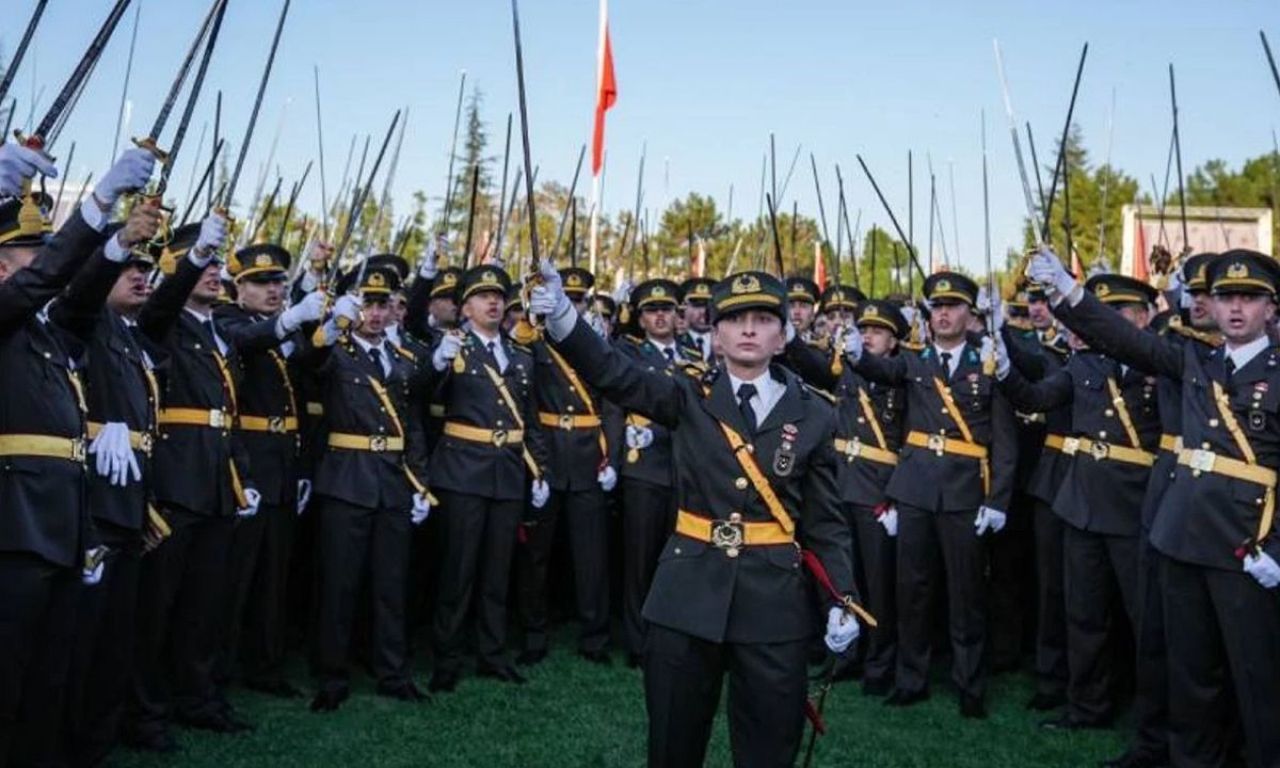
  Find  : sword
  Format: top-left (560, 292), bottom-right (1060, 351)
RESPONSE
top-left (493, 112), bottom-right (513, 262)
top-left (438, 70), bottom-right (468, 247)
top-left (222, 0), bottom-right (291, 213)
top-left (275, 160), bottom-right (312, 246)
top-left (550, 144), bottom-right (588, 262)
top-left (462, 163), bottom-right (481, 268)
top-left (1169, 64), bottom-right (1190, 254)
top-left (1039, 43), bottom-right (1088, 245)
top-left (855, 154), bottom-right (927, 285)
top-left (335, 109), bottom-right (401, 288)
top-left (992, 39), bottom-right (1044, 243)
top-left (0, 0), bottom-right (50, 107)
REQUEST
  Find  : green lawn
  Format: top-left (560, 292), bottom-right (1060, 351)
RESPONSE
top-left (108, 643), bottom-right (1126, 767)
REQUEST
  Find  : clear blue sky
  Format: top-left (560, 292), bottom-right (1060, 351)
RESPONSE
top-left (5, 0), bottom-right (1280, 275)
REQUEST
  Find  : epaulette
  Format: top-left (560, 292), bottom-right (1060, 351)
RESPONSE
top-left (510, 342), bottom-right (533, 355)
top-left (901, 341), bottom-right (926, 354)
top-left (700, 365), bottom-right (722, 390)
top-left (625, 334), bottom-right (644, 345)
top-left (1167, 323), bottom-right (1223, 348)
top-left (1004, 317), bottom-right (1033, 332)
top-left (392, 344), bottom-right (417, 362)
top-left (808, 336), bottom-right (831, 351)
top-left (804, 383), bottom-right (837, 404)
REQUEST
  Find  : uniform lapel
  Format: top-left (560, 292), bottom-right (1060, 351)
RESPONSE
top-left (702, 372), bottom-right (750, 436)
top-left (758, 371), bottom-right (805, 435)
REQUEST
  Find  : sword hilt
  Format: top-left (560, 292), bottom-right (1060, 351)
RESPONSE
top-left (131, 136), bottom-right (170, 165)
top-left (13, 130), bottom-right (53, 163)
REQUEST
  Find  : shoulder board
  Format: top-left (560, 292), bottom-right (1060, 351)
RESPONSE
top-left (625, 334), bottom-right (644, 345)
top-left (1168, 324), bottom-right (1224, 348)
top-left (901, 341), bottom-right (926, 354)
top-left (808, 336), bottom-right (831, 351)
top-left (392, 345), bottom-right (417, 362)
top-left (510, 342), bottom-right (533, 355)
top-left (804, 383), bottom-right (837, 404)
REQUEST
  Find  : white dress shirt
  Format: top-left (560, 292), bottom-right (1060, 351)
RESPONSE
top-left (728, 370), bottom-right (785, 427)
top-left (184, 307), bottom-right (228, 356)
top-left (1225, 334), bottom-right (1270, 374)
top-left (933, 340), bottom-right (966, 379)
top-left (472, 328), bottom-right (509, 373)
top-left (351, 333), bottom-right (392, 377)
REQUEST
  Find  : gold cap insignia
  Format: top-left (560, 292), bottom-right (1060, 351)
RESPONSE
top-left (1227, 262), bottom-right (1248, 279)
top-left (567, 274), bottom-right (583, 287)
top-left (1096, 283), bottom-right (1112, 297)
top-left (653, 285), bottom-right (666, 297)
top-left (935, 279), bottom-right (951, 293)
top-left (483, 270), bottom-right (498, 284)
top-left (865, 305), bottom-right (879, 317)
top-left (368, 272), bottom-right (387, 288)
top-left (442, 273), bottom-right (457, 285)
top-left (832, 291), bottom-right (844, 303)
top-left (731, 274), bottom-right (761, 295)
top-left (255, 253), bottom-right (274, 268)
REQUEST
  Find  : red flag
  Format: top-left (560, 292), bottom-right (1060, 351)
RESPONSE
top-left (1132, 215), bottom-right (1148, 282)
top-left (813, 241), bottom-right (827, 288)
top-left (591, 0), bottom-right (617, 176)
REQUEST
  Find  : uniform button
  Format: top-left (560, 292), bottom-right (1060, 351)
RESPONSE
top-left (941, 408), bottom-right (948, 414)
top-left (1202, 442), bottom-right (1211, 449)
top-left (497, 420), bottom-right (505, 427)
top-left (1254, 392), bottom-right (1264, 400)
top-left (857, 417), bottom-right (866, 424)
top-left (1099, 431), bottom-right (1107, 439)
top-left (734, 477), bottom-right (748, 490)
top-left (379, 407), bottom-right (386, 413)
top-left (674, 547), bottom-right (682, 555)
top-left (1209, 418), bottom-right (1219, 427)
top-left (1105, 409), bottom-right (1114, 417)
top-left (567, 405), bottom-right (576, 413)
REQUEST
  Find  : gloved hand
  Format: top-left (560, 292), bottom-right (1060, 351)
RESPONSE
top-left (333, 294), bottom-right (361, 325)
top-left (876, 504), bottom-right (899, 537)
top-left (411, 492), bottom-right (432, 525)
top-left (530, 478), bottom-right (550, 509)
top-left (976, 286), bottom-right (992, 316)
top-left (88, 422), bottom-right (142, 487)
top-left (994, 332), bottom-right (1011, 381)
top-left (611, 280), bottom-right (632, 304)
top-left (432, 331), bottom-right (464, 372)
top-left (94, 147), bottom-right (156, 208)
top-left (191, 213), bottom-right (229, 264)
top-left (785, 319), bottom-right (797, 344)
top-left (625, 425), bottom-right (654, 450)
top-left (824, 605), bottom-right (861, 654)
top-left (843, 324), bottom-right (864, 362)
top-left (528, 260), bottom-right (575, 340)
top-left (1026, 248), bottom-right (1077, 300)
top-left (237, 488), bottom-right (261, 518)
top-left (280, 291), bottom-right (327, 333)
top-left (974, 505), bottom-right (1007, 536)
top-left (598, 464), bottom-right (617, 492)
top-left (0, 143), bottom-right (58, 196)
top-left (82, 546), bottom-right (107, 586)
top-left (588, 309), bottom-right (609, 339)
top-left (1243, 551), bottom-right (1280, 589)
top-left (296, 478), bottom-right (312, 515)
top-left (419, 236), bottom-right (441, 279)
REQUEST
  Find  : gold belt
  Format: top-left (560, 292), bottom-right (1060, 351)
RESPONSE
top-left (1159, 434), bottom-right (1182, 454)
top-left (1044, 433), bottom-right (1068, 451)
top-left (1053, 436), bottom-right (1155, 467)
top-left (905, 430), bottom-right (988, 459)
top-left (158, 408), bottom-right (230, 429)
top-left (537, 412), bottom-right (602, 431)
top-left (87, 421), bottom-right (153, 455)
top-left (443, 422), bottom-right (524, 447)
top-left (237, 415), bottom-right (299, 434)
top-left (833, 437), bottom-right (899, 466)
top-left (0, 434), bottom-right (87, 462)
top-left (328, 433), bottom-right (405, 452)
top-left (675, 509), bottom-right (794, 557)
top-left (1178, 448), bottom-right (1277, 487)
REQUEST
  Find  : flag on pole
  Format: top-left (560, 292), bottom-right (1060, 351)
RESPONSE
top-left (592, 0), bottom-right (617, 177)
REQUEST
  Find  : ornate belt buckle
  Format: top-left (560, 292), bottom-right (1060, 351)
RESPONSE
top-left (559, 413), bottom-right (575, 431)
top-left (1061, 437), bottom-right (1080, 456)
top-left (370, 435), bottom-right (389, 452)
top-left (209, 410), bottom-right (226, 428)
top-left (268, 416), bottom-right (286, 434)
top-left (926, 433), bottom-right (946, 456)
top-left (1189, 449), bottom-right (1215, 476)
top-left (1090, 440), bottom-right (1110, 460)
top-left (711, 512), bottom-right (745, 557)
top-left (843, 439), bottom-right (861, 462)
top-left (492, 429), bottom-right (509, 447)
top-left (71, 438), bottom-right (87, 463)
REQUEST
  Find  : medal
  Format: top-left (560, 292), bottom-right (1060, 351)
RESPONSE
top-left (626, 447), bottom-right (640, 464)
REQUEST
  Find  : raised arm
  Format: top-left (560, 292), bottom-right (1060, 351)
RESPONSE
top-left (999, 362), bottom-right (1074, 414)
top-left (784, 335), bottom-right (841, 391)
top-left (1055, 291), bottom-right (1180, 379)
top-left (551, 317), bottom-right (684, 429)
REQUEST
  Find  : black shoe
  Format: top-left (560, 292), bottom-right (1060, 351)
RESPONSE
top-left (476, 663), bottom-right (527, 685)
top-left (516, 648), bottom-right (547, 667)
top-left (377, 681), bottom-right (427, 703)
top-left (861, 677), bottom-right (893, 697)
top-left (175, 709), bottom-right (254, 733)
top-left (245, 678), bottom-right (305, 699)
top-left (883, 688), bottom-right (929, 707)
top-left (1040, 714), bottom-right (1111, 732)
top-left (1026, 691), bottom-right (1067, 711)
top-left (1101, 750), bottom-right (1170, 768)
top-left (959, 693), bottom-right (987, 720)
top-left (428, 670), bottom-right (460, 694)
top-left (579, 649), bottom-right (612, 666)
top-left (626, 653), bottom-right (643, 669)
top-left (309, 688), bottom-right (349, 713)
top-left (122, 729), bottom-right (179, 754)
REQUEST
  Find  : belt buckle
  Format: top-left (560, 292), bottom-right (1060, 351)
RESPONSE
top-left (1189, 449), bottom-right (1215, 475)
top-left (559, 414), bottom-right (574, 431)
top-left (209, 410), bottom-right (226, 428)
top-left (138, 433), bottom-right (154, 455)
top-left (844, 439), bottom-right (862, 461)
top-left (370, 435), bottom-right (389, 452)
top-left (71, 438), bottom-right (87, 463)
top-left (268, 416), bottom-right (286, 434)
top-left (1062, 437), bottom-right (1080, 456)
top-left (1090, 440), bottom-right (1110, 460)
top-left (710, 513), bottom-right (745, 557)
top-left (492, 429), bottom-right (509, 447)
top-left (926, 433), bottom-right (945, 456)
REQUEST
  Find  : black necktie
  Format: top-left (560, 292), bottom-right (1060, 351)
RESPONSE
top-left (940, 351), bottom-right (953, 377)
top-left (1225, 355), bottom-right (1236, 383)
top-left (368, 346), bottom-right (385, 380)
top-left (664, 347), bottom-right (675, 364)
top-left (737, 383), bottom-right (759, 434)
top-left (201, 319), bottom-right (219, 351)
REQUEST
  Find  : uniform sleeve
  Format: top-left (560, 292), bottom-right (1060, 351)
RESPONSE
top-left (851, 347), bottom-right (910, 386)
top-left (801, 411), bottom-right (857, 601)
top-left (784, 336), bottom-right (840, 390)
top-left (48, 249), bottom-right (127, 341)
top-left (215, 307), bottom-right (286, 353)
top-left (1055, 292), bottom-right (1181, 379)
top-left (551, 316), bottom-right (684, 429)
top-left (0, 208), bottom-right (108, 333)
top-left (999, 363), bottom-right (1074, 413)
top-left (137, 256), bottom-right (204, 343)
top-left (985, 386), bottom-right (1019, 512)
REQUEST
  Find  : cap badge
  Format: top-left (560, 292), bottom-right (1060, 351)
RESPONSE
top-left (653, 285), bottom-right (666, 297)
top-left (255, 253), bottom-right (273, 268)
top-left (1096, 283), bottom-right (1112, 297)
top-left (732, 274), bottom-right (761, 295)
top-left (368, 272), bottom-right (387, 288)
top-left (1227, 262), bottom-right (1249, 279)
top-left (935, 278), bottom-right (951, 293)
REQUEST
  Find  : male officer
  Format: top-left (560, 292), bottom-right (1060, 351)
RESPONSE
top-left (531, 265), bottom-right (860, 767)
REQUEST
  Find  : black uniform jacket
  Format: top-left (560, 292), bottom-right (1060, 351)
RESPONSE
top-left (553, 316), bottom-right (853, 645)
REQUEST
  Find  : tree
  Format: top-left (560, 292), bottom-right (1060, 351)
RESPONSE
top-left (1183, 153), bottom-right (1280, 248)
top-left (441, 87), bottom-right (497, 255)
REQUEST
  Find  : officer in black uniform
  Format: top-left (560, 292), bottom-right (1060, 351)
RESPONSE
top-left (0, 144), bottom-right (156, 766)
top-left (1029, 248), bottom-right (1280, 768)
top-left (677, 277), bottom-right (716, 362)
top-left (427, 266), bottom-right (549, 692)
top-left (531, 264), bottom-right (861, 768)
top-left (215, 243), bottom-right (321, 699)
top-left (785, 276), bottom-right (820, 340)
top-left (302, 263), bottom-right (432, 711)
top-left (517, 265), bottom-right (616, 666)
top-left (127, 210), bottom-right (259, 745)
top-left (608, 278), bottom-right (701, 667)
top-left (996, 274), bottom-right (1162, 731)
top-left (786, 298), bottom-right (908, 696)
top-left (843, 271), bottom-right (1018, 718)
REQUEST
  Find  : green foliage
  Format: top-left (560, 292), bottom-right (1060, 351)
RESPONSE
top-left (1183, 152), bottom-right (1280, 249)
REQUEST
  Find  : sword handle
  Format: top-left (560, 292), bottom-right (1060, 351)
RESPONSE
top-left (13, 130), bottom-right (53, 162)
top-left (131, 136), bottom-right (170, 165)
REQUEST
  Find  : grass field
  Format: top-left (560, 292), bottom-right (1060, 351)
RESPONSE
top-left (108, 639), bottom-right (1127, 768)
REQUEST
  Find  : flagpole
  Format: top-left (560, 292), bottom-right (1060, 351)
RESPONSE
top-left (589, 173), bottom-right (601, 274)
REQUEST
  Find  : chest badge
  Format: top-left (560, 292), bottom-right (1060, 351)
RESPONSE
top-left (1249, 411), bottom-right (1267, 431)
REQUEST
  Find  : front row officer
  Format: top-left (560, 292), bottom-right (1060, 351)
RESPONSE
top-left (529, 264), bottom-right (860, 768)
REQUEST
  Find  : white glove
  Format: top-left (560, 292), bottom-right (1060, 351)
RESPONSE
top-left (611, 280), bottom-right (632, 304)
top-left (877, 505), bottom-right (899, 537)
top-left (843, 324), bottom-right (864, 362)
top-left (990, 293), bottom-right (1005, 332)
top-left (824, 605), bottom-right (861, 654)
top-left (418, 237), bottom-right (440, 279)
top-left (333, 294), bottom-right (361, 324)
top-left (974, 505), bottom-right (1007, 536)
top-left (82, 547), bottom-right (107, 586)
top-left (976, 286), bottom-right (992, 315)
top-left (530, 478), bottom-right (550, 509)
top-left (432, 331), bottom-right (464, 372)
top-left (0, 143), bottom-right (57, 196)
top-left (237, 487), bottom-right (261, 518)
top-left (529, 260), bottom-right (576, 340)
top-left (191, 213), bottom-right (228, 263)
top-left (598, 464), bottom-right (618, 492)
top-left (88, 422), bottom-right (142, 487)
top-left (994, 333), bottom-right (1011, 381)
top-left (94, 147), bottom-right (156, 207)
top-left (785, 319), bottom-right (797, 344)
top-left (296, 479), bottom-right (312, 515)
top-left (279, 291), bottom-right (327, 333)
top-left (1026, 248), bottom-right (1076, 300)
top-left (411, 492), bottom-right (432, 525)
top-left (588, 310), bottom-right (608, 339)
top-left (1243, 552), bottom-right (1280, 589)
top-left (625, 425), bottom-right (654, 450)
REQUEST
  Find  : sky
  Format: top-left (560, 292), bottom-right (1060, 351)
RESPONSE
top-left (4, 0), bottom-right (1280, 278)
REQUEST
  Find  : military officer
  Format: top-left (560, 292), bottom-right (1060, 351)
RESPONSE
top-left (842, 271), bottom-right (1018, 718)
top-left (530, 265), bottom-right (860, 768)
top-left (785, 276), bottom-right (820, 340)
top-left (678, 276), bottom-right (716, 362)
